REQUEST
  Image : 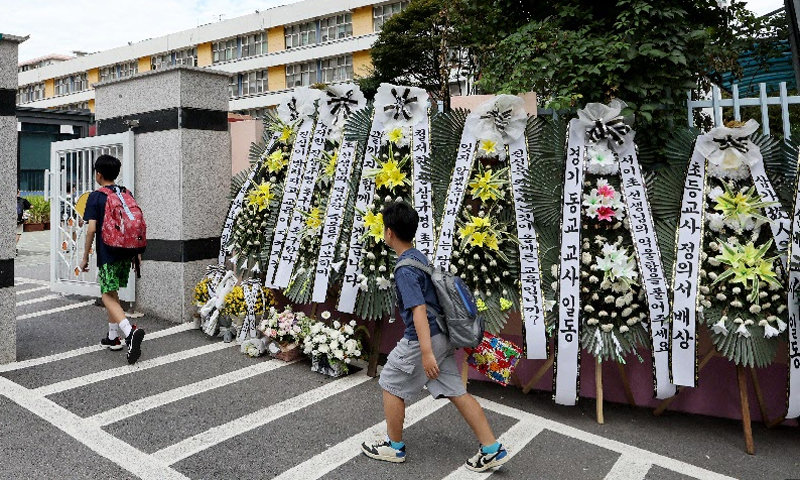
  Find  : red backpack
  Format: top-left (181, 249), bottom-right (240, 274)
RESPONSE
top-left (99, 186), bottom-right (147, 253)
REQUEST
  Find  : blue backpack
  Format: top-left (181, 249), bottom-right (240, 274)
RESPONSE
top-left (395, 258), bottom-right (485, 348)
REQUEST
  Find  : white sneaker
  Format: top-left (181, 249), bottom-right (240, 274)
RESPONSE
top-left (465, 444), bottom-right (509, 472)
top-left (361, 437), bottom-right (406, 463)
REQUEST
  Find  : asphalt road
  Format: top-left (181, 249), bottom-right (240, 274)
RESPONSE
top-left (1, 231), bottom-right (798, 479)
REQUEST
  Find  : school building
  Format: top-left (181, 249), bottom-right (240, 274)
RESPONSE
top-left (15, 0), bottom-right (410, 117)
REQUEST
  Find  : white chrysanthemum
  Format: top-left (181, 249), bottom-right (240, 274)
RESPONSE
top-left (466, 94), bottom-right (527, 143)
top-left (374, 83), bottom-right (428, 129)
top-left (318, 83), bottom-right (366, 128)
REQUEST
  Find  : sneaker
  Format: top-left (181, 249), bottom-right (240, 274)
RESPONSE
top-left (361, 438), bottom-right (406, 463)
top-left (465, 444), bottom-right (509, 472)
top-left (125, 325), bottom-right (145, 365)
top-left (100, 336), bottom-right (124, 351)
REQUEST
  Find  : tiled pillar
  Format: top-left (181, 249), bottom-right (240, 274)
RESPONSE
top-left (0, 34), bottom-right (26, 363)
top-left (94, 67), bottom-right (231, 323)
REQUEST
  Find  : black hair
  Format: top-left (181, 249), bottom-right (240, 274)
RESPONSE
top-left (94, 154), bottom-right (121, 181)
top-left (381, 201), bottom-right (418, 243)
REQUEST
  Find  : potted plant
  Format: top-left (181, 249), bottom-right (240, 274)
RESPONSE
top-left (23, 196), bottom-right (50, 232)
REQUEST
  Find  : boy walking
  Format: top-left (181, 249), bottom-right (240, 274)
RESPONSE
top-left (79, 155), bottom-right (145, 365)
top-left (360, 201), bottom-right (509, 472)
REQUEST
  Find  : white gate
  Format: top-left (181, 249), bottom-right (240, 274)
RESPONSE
top-left (49, 131), bottom-right (136, 301)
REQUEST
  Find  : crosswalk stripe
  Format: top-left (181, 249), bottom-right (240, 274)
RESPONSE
top-left (35, 342), bottom-right (232, 396)
top-left (604, 455), bottom-right (652, 480)
top-left (154, 369), bottom-right (373, 465)
top-left (473, 396), bottom-right (736, 480)
top-left (16, 294), bottom-right (62, 306)
top-left (14, 277), bottom-right (50, 286)
top-left (15, 286), bottom-right (50, 296)
top-left (16, 299), bottom-right (96, 320)
top-left (272, 395), bottom-right (448, 480)
top-left (441, 417), bottom-right (544, 479)
top-left (88, 359), bottom-right (296, 427)
top-left (0, 376), bottom-right (189, 480)
top-left (0, 323), bottom-right (196, 373)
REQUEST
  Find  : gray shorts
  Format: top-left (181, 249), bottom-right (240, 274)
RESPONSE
top-left (379, 334), bottom-right (467, 401)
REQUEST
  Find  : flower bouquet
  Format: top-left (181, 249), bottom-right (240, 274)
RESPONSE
top-left (302, 312), bottom-right (363, 377)
top-left (658, 120), bottom-right (791, 381)
top-left (278, 83), bottom-right (367, 304)
top-left (196, 266), bottom-right (237, 338)
top-left (338, 83), bottom-right (435, 321)
top-left (222, 284), bottom-right (274, 335)
top-left (259, 306), bottom-right (311, 361)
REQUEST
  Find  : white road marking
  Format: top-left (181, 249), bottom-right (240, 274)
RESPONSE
top-left (88, 359), bottom-right (296, 427)
top-left (16, 294), bottom-right (63, 306)
top-left (604, 455), bottom-right (652, 480)
top-left (16, 299), bottom-right (96, 320)
top-left (154, 370), bottom-right (373, 465)
top-left (15, 286), bottom-right (50, 296)
top-left (0, 376), bottom-right (189, 480)
top-left (14, 277), bottom-right (50, 286)
top-left (473, 396), bottom-right (736, 480)
top-left (272, 395), bottom-right (448, 480)
top-left (35, 342), bottom-right (232, 396)
top-left (0, 323), bottom-right (196, 373)
top-left (441, 417), bottom-right (544, 479)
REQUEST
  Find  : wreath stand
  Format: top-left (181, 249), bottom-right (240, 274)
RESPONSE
top-left (366, 317), bottom-right (386, 378)
top-left (652, 347), bottom-right (771, 455)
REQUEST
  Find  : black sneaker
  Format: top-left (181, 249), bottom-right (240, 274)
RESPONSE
top-left (100, 336), bottom-right (124, 351)
top-left (465, 444), bottom-right (509, 472)
top-left (125, 326), bottom-right (145, 365)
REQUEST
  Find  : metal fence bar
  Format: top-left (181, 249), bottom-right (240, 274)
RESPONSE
top-left (711, 85), bottom-right (722, 126)
top-left (732, 84), bottom-right (741, 121)
top-left (780, 81), bottom-right (791, 139)
top-left (759, 83), bottom-right (770, 136)
top-left (687, 91), bottom-right (694, 128)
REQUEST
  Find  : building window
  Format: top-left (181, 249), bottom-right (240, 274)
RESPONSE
top-left (235, 107), bottom-right (274, 120)
top-left (152, 47), bottom-right (197, 70)
top-left (229, 76), bottom-right (239, 99)
top-left (213, 38), bottom-right (238, 63)
top-left (319, 13), bottom-right (353, 42)
top-left (373, 1), bottom-right (410, 31)
top-left (320, 54), bottom-right (353, 83)
top-left (241, 69), bottom-right (269, 97)
top-left (58, 101), bottom-right (90, 111)
top-left (99, 61), bottom-right (138, 83)
top-left (286, 60), bottom-right (317, 88)
top-left (17, 83), bottom-right (45, 104)
top-left (285, 21), bottom-right (317, 49)
top-left (54, 73), bottom-right (88, 96)
top-left (241, 32), bottom-right (267, 58)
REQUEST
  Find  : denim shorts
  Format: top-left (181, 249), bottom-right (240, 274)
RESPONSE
top-left (379, 334), bottom-right (467, 401)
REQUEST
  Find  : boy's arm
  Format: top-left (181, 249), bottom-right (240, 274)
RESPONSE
top-left (412, 304), bottom-right (439, 380)
top-left (80, 220), bottom-right (96, 272)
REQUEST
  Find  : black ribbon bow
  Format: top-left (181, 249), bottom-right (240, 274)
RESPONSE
top-left (712, 135), bottom-right (749, 154)
top-left (384, 87), bottom-right (418, 121)
top-left (286, 97), bottom-right (299, 122)
top-left (326, 89), bottom-right (359, 118)
top-left (480, 108), bottom-right (513, 134)
top-left (586, 116), bottom-right (631, 145)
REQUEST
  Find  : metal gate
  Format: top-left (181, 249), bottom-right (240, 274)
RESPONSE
top-left (49, 131), bottom-right (136, 301)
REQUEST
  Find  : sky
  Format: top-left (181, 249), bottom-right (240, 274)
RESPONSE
top-left (0, 0), bottom-right (788, 63)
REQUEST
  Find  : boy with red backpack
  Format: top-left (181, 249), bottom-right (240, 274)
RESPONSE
top-left (79, 154), bottom-right (147, 364)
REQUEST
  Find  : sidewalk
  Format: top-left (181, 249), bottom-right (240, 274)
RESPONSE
top-left (1, 231), bottom-right (798, 479)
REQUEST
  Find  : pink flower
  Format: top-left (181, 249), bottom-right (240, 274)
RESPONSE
top-left (597, 184), bottom-right (615, 198)
top-left (596, 206), bottom-right (616, 221)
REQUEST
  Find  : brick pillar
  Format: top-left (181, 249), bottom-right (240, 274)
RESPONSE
top-left (94, 67), bottom-right (231, 323)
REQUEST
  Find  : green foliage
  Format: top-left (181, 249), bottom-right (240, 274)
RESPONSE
top-left (24, 196), bottom-right (50, 223)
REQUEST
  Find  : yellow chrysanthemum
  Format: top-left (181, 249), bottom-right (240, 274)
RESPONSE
top-left (266, 150), bottom-right (288, 173)
top-left (363, 210), bottom-right (384, 242)
top-left (387, 127), bottom-right (405, 145)
top-left (476, 298), bottom-right (488, 312)
top-left (305, 207), bottom-right (323, 230)
top-left (478, 138), bottom-right (499, 156)
top-left (468, 168), bottom-right (506, 203)
top-left (324, 151), bottom-right (338, 178)
top-left (374, 159), bottom-right (407, 191)
top-left (499, 297), bottom-right (513, 311)
top-left (246, 181), bottom-right (275, 212)
top-left (279, 124), bottom-right (294, 143)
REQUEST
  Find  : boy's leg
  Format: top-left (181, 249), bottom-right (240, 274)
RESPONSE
top-left (383, 390), bottom-right (406, 442)
top-left (101, 290), bottom-right (126, 323)
top-left (448, 393), bottom-right (495, 445)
